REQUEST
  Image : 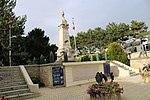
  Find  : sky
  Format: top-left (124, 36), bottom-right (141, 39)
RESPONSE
top-left (14, 0), bottom-right (150, 46)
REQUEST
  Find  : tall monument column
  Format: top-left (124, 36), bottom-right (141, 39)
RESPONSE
top-left (57, 11), bottom-right (74, 61)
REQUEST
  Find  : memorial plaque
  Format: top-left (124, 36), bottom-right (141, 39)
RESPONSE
top-left (52, 67), bottom-right (64, 86)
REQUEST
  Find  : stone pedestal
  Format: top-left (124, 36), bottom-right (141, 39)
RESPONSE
top-left (56, 11), bottom-right (74, 62)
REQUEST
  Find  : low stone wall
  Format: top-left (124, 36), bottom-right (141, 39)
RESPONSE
top-left (63, 61), bottom-right (105, 87)
top-left (24, 64), bottom-right (40, 78)
top-left (24, 61), bottom-right (106, 87)
top-left (25, 63), bottom-right (62, 88)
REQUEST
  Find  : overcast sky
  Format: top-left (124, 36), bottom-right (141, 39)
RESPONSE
top-left (14, 0), bottom-right (150, 46)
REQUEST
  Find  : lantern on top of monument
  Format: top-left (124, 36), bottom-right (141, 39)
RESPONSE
top-left (56, 11), bottom-right (74, 62)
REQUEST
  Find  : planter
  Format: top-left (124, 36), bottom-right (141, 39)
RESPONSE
top-left (90, 93), bottom-right (121, 100)
top-left (87, 82), bottom-right (123, 100)
top-left (90, 95), bottom-right (105, 100)
top-left (111, 93), bottom-right (121, 100)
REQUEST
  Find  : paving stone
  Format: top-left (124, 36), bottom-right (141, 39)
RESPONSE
top-left (27, 75), bottom-right (150, 100)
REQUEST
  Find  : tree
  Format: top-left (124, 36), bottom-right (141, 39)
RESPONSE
top-left (106, 22), bottom-right (119, 42)
top-left (107, 42), bottom-right (129, 65)
top-left (11, 36), bottom-right (29, 65)
top-left (130, 20), bottom-right (148, 37)
top-left (26, 28), bottom-right (51, 63)
top-left (118, 23), bottom-right (130, 40)
top-left (0, 0), bottom-right (27, 65)
top-left (69, 21), bottom-right (149, 58)
top-left (70, 27), bottom-right (107, 53)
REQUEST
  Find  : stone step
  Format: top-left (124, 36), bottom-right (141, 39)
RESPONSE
top-left (0, 70), bottom-right (22, 74)
top-left (8, 92), bottom-right (40, 100)
top-left (116, 64), bottom-right (129, 70)
top-left (1, 74), bottom-right (24, 78)
top-left (0, 66), bottom-right (39, 100)
top-left (0, 67), bottom-right (20, 71)
top-left (0, 89), bottom-right (30, 96)
top-left (0, 85), bottom-right (28, 92)
top-left (0, 81), bottom-right (26, 88)
top-left (0, 79), bottom-right (25, 84)
top-left (130, 72), bottom-right (139, 76)
top-left (0, 73), bottom-right (23, 78)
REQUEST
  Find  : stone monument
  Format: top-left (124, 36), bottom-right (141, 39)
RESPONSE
top-left (56, 11), bottom-right (74, 61)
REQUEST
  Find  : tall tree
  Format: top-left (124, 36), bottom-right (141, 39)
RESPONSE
top-left (106, 22), bottom-right (119, 42)
top-left (0, 0), bottom-right (26, 65)
top-left (11, 36), bottom-right (29, 65)
top-left (26, 28), bottom-right (54, 63)
top-left (118, 23), bottom-right (130, 40)
top-left (130, 20), bottom-right (148, 37)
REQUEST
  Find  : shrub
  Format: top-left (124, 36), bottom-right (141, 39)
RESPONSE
top-left (107, 42), bottom-right (130, 65)
top-left (31, 76), bottom-right (45, 87)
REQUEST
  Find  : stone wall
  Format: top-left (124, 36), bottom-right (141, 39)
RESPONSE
top-left (25, 63), bottom-right (62, 87)
top-left (63, 61), bottom-right (105, 87)
top-left (24, 61), bottom-right (106, 88)
top-left (25, 64), bottom-right (40, 78)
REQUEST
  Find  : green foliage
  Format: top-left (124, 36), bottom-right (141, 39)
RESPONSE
top-left (107, 42), bottom-right (129, 65)
top-left (11, 36), bottom-right (29, 65)
top-left (75, 53), bottom-right (102, 62)
top-left (31, 76), bottom-right (45, 87)
top-left (90, 54), bottom-right (97, 61)
top-left (136, 31), bottom-right (150, 39)
top-left (81, 55), bottom-right (90, 61)
top-left (26, 28), bottom-right (58, 64)
top-left (130, 20), bottom-right (148, 34)
top-left (0, 0), bottom-right (27, 65)
top-left (26, 28), bottom-right (50, 59)
top-left (70, 21), bottom-right (149, 55)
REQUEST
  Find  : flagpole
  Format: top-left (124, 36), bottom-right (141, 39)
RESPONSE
top-left (72, 18), bottom-right (77, 55)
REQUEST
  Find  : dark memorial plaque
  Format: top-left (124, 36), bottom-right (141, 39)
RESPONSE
top-left (52, 67), bottom-right (64, 86)
top-left (104, 63), bottom-right (110, 77)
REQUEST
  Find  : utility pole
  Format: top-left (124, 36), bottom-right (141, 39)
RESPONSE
top-left (72, 18), bottom-right (77, 55)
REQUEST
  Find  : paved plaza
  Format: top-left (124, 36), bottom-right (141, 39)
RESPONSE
top-left (28, 75), bottom-right (150, 100)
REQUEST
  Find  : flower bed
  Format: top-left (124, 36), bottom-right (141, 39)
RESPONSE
top-left (87, 82), bottom-right (123, 100)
